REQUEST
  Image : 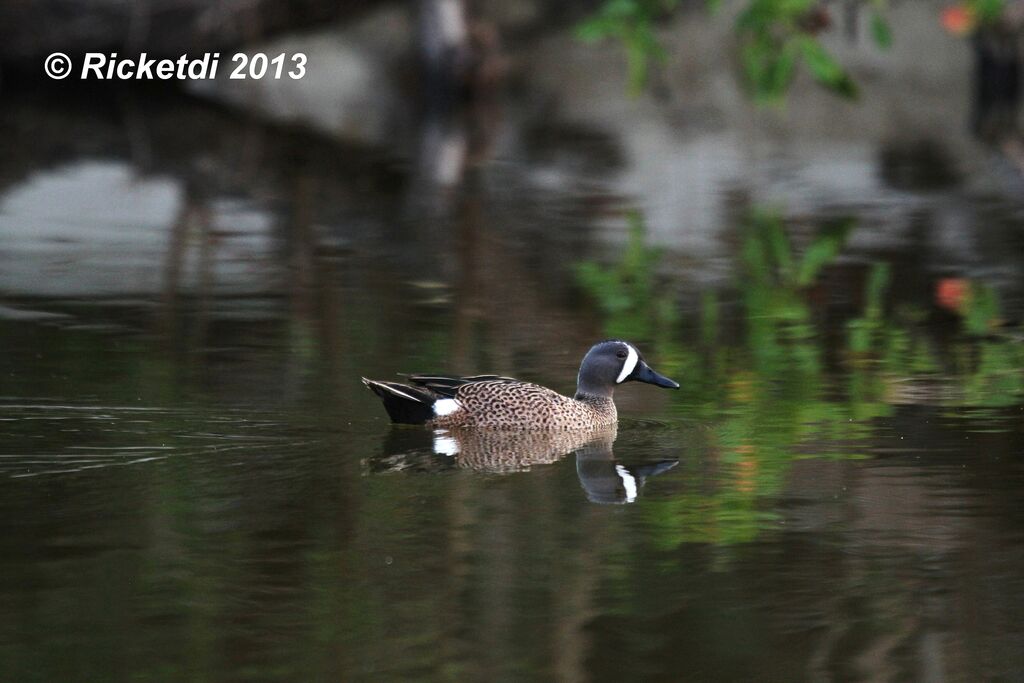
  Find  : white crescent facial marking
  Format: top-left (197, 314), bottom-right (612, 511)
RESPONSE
top-left (433, 432), bottom-right (460, 456)
top-left (616, 344), bottom-right (639, 384)
top-left (615, 464), bottom-right (638, 503)
top-left (433, 398), bottom-right (462, 417)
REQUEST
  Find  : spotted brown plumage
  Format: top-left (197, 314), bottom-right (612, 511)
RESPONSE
top-left (362, 340), bottom-right (679, 430)
top-left (432, 380), bottom-right (617, 429)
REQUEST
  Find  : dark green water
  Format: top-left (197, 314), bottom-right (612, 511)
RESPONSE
top-left (2, 86), bottom-right (1024, 682)
top-left (3, 286), bottom-right (1023, 681)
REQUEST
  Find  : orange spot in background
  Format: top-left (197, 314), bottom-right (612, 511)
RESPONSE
top-left (942, 5), bottom-right (976, 35)
top-left (936, 277), bottom-right (970, 313)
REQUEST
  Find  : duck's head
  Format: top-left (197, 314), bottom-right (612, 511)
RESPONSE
top-left (575, 340), bottom-right (679, 399)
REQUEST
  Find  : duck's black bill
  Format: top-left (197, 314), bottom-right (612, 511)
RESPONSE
top-left (633, 362), bottom-right (680, 389)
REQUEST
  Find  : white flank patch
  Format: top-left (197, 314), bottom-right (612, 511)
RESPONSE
top-left (616, 344), bottom-right (639, 383)
top-left (433, 398), bottom-right (462, 417)
top-left (615, 464), bottom-right (638, 503)
top-left (433, 432), bottom-right (460, 456)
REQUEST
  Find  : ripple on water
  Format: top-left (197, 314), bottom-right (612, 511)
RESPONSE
top-left (0, 400), bottom-right (317, 479)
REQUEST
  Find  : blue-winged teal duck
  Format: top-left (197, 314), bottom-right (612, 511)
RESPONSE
top-left (362, 339), bottom-right (679, 429)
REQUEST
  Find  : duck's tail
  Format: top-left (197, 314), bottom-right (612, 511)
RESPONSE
top-left (361, 378), bottom-right (437, 425)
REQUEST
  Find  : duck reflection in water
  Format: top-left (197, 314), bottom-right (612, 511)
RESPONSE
top-left (574, 434), bottom-right (678, 504)
top-left (366, 425), bottom-right (677, 504)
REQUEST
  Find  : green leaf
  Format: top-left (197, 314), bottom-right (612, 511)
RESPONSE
top-left (742, 35), bottom-right (794, 103)
top-left (736, 1), bottom-right (777, 31)
top-left (964, 283), bottom-right (1002, 335)
top-left (626, 40), bottom-right (650, 94)
top-left (795, 219), bottom-right (854, 286)
top-left (573, 0), bottom-right (642, 42)
top-left (575, 17), bottom-right (616, 42)
top-left (765, 219), bottom-right (794, 279)
top-left (602, 0), bottom-right (644, 20)
top-left (799, 37), bottom-right (842, 81)
top-left (864, 262), bottom-right (890, 319)
top-left (847, 320), bottom-right (872, 354)
top-left (972, 0), bottom-right (1007, 23)
top-left (799, 37), bottom-right (858, 98)
top-left (870, 12), bottom-right (892, 49)
top-left (767, 43), bottom-right (798, 97)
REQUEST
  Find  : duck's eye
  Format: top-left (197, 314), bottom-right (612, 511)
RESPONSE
top-left (616, 350), bottom-right (627, 359)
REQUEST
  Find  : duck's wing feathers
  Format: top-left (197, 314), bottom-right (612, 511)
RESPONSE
top-left (361, 378), bottom-right (438, 425)
top-left (406, 374), bottom-right (518, 398)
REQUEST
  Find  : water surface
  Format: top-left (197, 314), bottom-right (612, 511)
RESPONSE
top-left (2, 44), bottom-right (1024, 681)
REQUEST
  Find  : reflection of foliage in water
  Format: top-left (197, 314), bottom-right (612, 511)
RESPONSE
top-left (848, 268), bottom-right (1024, 410)
top-left (574, 212), bottom-right (697, 396)
top-left (575, 209), bottom-right (1024, 545)
top-left (575, 211), bottom-right (679, 339)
